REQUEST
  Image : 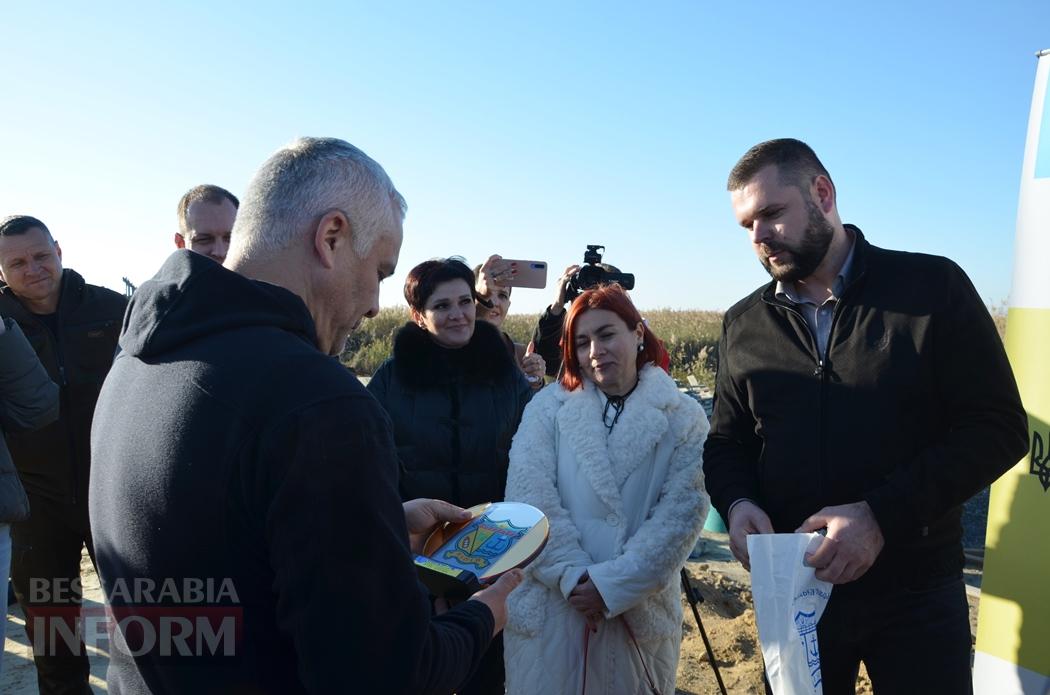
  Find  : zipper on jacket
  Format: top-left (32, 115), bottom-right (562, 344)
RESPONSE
top-left (56, 315), bottom-right (81, 505)
top-left (762, 296), bottom-right (828, 502)
top-left (4, 274), bottom-right (85, 505)
top-left (34, 307), bottom-right (80, 504)
top-left (760, 238), bottom-right (868, 514)
top-left (763, 297), bottom-right (822, 365)
top-left (812, 278), bottom-right (863, 496)
top-left (56, 314), bottom-right (82, 505)
top-left (449, 381), bottom-right (462, 506)
top-left (816, 306), bottom-right (842, 492)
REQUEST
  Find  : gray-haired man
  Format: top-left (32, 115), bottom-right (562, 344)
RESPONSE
top-left (90, 138), bottom-right (520, 694)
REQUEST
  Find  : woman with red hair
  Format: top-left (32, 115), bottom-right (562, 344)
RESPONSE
top-left (503, 284), bottom-right (710, 694)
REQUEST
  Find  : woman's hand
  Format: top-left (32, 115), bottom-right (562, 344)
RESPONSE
top-left (568, 572), bottom-right (607, 631)
top-left (521, 342), bottom-right (546, 387)
top-left (476, 254), bottom-right (514, 300)
top-left (403, 498), bottom-right (473, 555)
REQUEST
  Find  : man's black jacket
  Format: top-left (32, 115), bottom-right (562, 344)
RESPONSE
top-left (89, 251), bottom-right (493, 694)
top-left (531, 306), bottom-right (565, 377)
top-left (0, 269), bottom-right (126, 505)
top-left (703, 229), bottom-right (1028, 595)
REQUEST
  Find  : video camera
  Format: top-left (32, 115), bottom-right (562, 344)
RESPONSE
top-left (564, 245), bottom-right (635, 302)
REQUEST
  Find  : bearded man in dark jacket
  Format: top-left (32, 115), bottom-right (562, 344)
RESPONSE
top-left (703, 139), bottom-right (1028, 694)
top-left (89, 137), bottom-right (520, 695)
top-left (0, 215), bottom-right (127, 694)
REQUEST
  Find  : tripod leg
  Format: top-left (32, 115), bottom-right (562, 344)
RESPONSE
top-left (681, 568), bottom-right (729, 695)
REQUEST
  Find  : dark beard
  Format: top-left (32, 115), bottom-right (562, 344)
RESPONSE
top-left (759, 202), bottom-right (835, 282)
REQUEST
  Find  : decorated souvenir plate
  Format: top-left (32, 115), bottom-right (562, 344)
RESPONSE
top-left (414, 502), bottom-right (549, 598)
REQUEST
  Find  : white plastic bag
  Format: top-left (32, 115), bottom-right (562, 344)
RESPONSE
top-left (748, 533), bottom-right (833, 695)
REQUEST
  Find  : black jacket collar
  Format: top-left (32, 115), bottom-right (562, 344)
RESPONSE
top-left (0, 268), bottom-right (87, 321)
top-left (392, 319), bottom-right (515, 388)
top-left (120, 250), bottom-right (318, 359)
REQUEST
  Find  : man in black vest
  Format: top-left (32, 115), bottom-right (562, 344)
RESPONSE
top-left (0, 215), bottom-right (127, 694)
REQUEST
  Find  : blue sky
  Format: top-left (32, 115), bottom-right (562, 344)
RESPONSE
top-left (1, 2), bottom-right (1047, 314)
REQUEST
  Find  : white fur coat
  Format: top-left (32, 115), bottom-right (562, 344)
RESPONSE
top-left (503, 365), bottom-right (710, 695)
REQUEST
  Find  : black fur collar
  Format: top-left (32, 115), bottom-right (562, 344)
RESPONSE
top-left (392, 319), bottom-right (516, 388)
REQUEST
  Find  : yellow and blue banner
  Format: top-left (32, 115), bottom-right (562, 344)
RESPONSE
top-left (973, 48), bottom-right (1050, 694)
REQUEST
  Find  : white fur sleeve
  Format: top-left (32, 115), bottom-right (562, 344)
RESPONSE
top-left (505, 389), bottom-right (593, 596)
top-left (588, 400), bottom-right (710, 618)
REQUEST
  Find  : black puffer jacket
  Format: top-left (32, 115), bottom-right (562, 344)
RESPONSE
top-left (0, 269), bottom-right (126, 504)
top-left (703, 229), bottom-right (1028, 596)
top-left (368, 320), bottom-right (533, 508)
top-left (0, 319), bottom-right (59, 521)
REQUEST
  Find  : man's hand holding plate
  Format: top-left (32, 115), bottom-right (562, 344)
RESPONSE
top-left (403, 498), bottom-right (473, 555)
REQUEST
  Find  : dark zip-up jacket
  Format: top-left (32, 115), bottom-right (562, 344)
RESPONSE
top-left (0, 269), bottom-right (126, 505)
top-left (531, 306), bottom-right (566, 377)
top-left (0, 319), bottom-right (60, 521)
top-left (368, 320), bottom-right (532, 508)
top-left (90, 251), bottom-right (494, 694)
top-left (703, 228), bottom-right (1028, 596)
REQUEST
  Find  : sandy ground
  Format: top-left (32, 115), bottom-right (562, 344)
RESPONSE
top-left (1, 534), bottom-right (982, 694)
top-left (676, 533), bottom-right (983, 695)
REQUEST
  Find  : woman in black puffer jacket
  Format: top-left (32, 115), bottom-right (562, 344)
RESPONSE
top-left (368, 257), bottom-right (533, 508)
top-left (367, 257), bottom-right (532, 695)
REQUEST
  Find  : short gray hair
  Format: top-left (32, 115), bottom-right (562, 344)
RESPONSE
top-left (230, 137), bottom-right (407, 259)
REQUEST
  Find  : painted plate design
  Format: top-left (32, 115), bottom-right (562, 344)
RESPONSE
top-left (422, 502), bottom-right (549, 581)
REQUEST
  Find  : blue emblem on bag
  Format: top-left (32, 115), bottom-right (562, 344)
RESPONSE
top-left (794, 609), bottom-right (822, 689)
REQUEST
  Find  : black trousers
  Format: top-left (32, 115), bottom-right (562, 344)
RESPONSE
top-left (457, 632), bottom-right (504, 695)
top-left (815, 574), bottom-right (972, 694)
top-left (10, 494), bottom-right (95, 695)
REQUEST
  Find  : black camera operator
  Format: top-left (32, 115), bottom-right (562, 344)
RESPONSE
top-left (530, 246), bottom-right (635, 377)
